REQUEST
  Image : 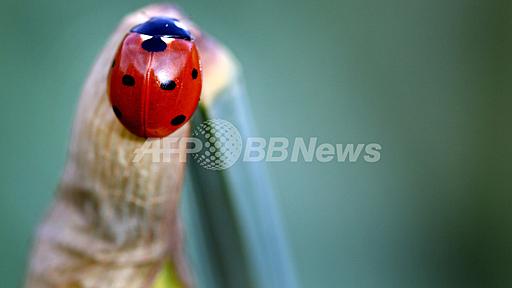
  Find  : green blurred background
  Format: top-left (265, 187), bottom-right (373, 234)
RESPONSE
top-left (1, 0), bottom-right (511, 287)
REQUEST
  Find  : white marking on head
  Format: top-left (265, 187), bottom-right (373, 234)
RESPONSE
top-left (140, 34), bottom-right (152, 41)
top-left (161, 37), bottom-right (174, 44)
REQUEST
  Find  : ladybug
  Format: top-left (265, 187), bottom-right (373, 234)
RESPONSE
top-left (108, 17), bottom-right (202, 138)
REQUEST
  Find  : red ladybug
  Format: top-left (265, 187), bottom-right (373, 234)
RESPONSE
top-left (108, 17), bottom-right (202, 138)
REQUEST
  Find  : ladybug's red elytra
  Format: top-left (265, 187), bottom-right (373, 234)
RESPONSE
top-left (108, 17), bottom-right (202, 138)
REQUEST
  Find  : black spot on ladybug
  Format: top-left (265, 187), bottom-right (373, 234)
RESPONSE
top-left (171, 115), bottom-right (186, 126)
top-left (192, 68), bottom-right (198, 79)
top-left (113, 106), bottom-right (122, 119)
top-left (160, 80), bottom-right (176, 90)
top-left (122, 74), bottom-right (135, 86)
top-left (141, 37), bottom-right (167, 52)
top-left (111, 59), bottom-right (115, 68)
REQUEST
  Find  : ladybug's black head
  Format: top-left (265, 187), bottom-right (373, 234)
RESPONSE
top-left (131, 17), bottom-right (192, 40)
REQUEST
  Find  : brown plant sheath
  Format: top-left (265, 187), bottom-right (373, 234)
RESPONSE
top-left (25, 4), bottom-right (236, 288)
